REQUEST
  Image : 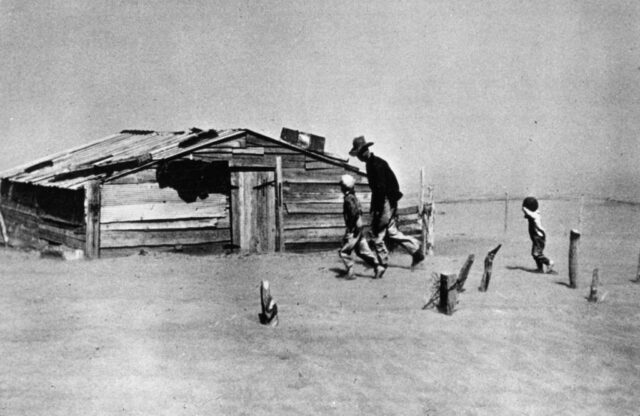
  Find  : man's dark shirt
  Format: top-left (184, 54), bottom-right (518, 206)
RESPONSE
top-left (365, 153), bottom-right (403, 213)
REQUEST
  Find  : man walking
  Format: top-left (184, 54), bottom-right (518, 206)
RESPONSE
top-left (349, 136), bottom-right (425, 276)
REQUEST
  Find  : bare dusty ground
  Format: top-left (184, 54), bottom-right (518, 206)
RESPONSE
top-left (1, 200), bottom-right (639, 416)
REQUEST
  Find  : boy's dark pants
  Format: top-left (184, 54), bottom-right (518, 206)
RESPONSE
top-left (531, 234), bottom-right (550, 271)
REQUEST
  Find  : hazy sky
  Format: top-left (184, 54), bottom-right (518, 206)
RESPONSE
top-left (1, 0), bottom-right (638, 200)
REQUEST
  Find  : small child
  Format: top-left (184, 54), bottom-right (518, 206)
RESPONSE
top-left (522, 196), bottom-right (554, 273)
top-left (338, 175), bottom-right (385, 279)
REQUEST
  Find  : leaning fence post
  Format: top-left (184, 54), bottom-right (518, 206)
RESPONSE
top-left (479, 244), bottom-right (502, 292)
top-left (568, 229), bottom-right (580, 289)
top-left (588, 268), bottom-right (600, 302)
top-left (423, 186), bottom-right (435, 256)
top-left (456, 254), bottom-right (475, 292)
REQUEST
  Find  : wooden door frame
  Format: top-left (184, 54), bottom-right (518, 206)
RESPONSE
top-left (230, 165), bottom-right (283, 252)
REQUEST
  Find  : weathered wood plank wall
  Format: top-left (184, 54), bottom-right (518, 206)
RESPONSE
top-left (0, 180), bottom-right (85, 249)
top-left (99, 168), bottom-right (231, 253)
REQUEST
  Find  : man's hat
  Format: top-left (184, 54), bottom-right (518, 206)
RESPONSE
top-left (349, 136), bottom-right (374, 156)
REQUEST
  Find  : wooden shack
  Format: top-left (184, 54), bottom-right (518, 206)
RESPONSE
top-left (0, 128), bottom-right (420, 257)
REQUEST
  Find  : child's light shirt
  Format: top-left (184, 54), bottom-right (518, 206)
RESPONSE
top-left (522, 206), bottom-right (545, 238)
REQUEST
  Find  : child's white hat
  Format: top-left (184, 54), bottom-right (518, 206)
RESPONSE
top-left (339, 174), bottom-right (355, 188)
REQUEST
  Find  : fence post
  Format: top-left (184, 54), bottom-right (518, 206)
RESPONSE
top-left (419, 169), bottom-right (426, 256)
top-left (568, 229), bottom-right (581, 288)
top-left (275, 156), bottom-right (284, 252)
top-left (424, 186), bottom-right (435, 255)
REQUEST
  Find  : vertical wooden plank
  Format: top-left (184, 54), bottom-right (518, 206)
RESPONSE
top-left (0, 206), bottom-right (9, 247)
top-left (266, 171), bottom-right (276, 251)
top-left (275, 157), bottom-right (284, 252)
top-left (425, 186), bottom-right (435, 255)
top-left (84, 180), bottom-right (101, 259)
top-left (244, 172), bottom-right (256, 251)
top-left (569, 229), bottom-right (580, 289)
top-left (230, 171), bottom-right (242, 249)
top-left (255, 171), bottom-right (269, 252)
top-left (420, 168), bottom-right (426, 256)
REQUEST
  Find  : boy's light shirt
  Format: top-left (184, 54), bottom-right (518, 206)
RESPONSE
top-left (522, 206), bottom-right (545, 236)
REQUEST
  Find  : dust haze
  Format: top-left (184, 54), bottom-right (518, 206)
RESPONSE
top-left (1, 0), bottom-right (638, 201)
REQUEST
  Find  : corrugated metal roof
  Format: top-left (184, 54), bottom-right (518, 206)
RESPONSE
top-left (1, 128), bottom-right (360, 190)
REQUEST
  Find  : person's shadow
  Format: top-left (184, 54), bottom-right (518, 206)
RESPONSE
top-left (329, 266), bottom-right (378, 279)
top-left (506, 265), bottom-right (540, 274)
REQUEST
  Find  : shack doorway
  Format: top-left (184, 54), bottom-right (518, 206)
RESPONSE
top-left (230, 169), bottom-right (276, 252)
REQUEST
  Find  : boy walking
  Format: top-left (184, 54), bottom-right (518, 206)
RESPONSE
top-left (338, 174), bottom-right (385, 280)
top-left (522, 196), bottom-right (554, 273)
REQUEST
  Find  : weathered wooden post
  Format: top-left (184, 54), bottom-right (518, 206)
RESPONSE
top-left (456, 254), bottom-right (475, 292)
top-left (568, 229), bottom-right (580, 288)
top-left (479, 244), bottom-right (502, 292)
top-left (84, 180), bottom-right (101, 259)
top-left (420, 168), bottom-right (426, 256)
top-left (503, 192), bottom-right (509, 234)
top-left (438, 273), bottom-right (458, 315)
top-left (588, 268), bottom-right (600, 302)
top-left (0, 209), bottom-right (8, 247)
top-left (423, 186), bottom-right (435, 256)
top-left (259, 280), bottom-right (278, 326)
top-left (275, 156), bottom-right (284, 252)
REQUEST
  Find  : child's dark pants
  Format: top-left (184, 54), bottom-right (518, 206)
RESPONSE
top-left (531, 234), bottom-right (551, 271)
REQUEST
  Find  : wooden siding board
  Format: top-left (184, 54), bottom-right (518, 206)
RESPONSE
top-left (100, 201), bottom-right (228, 223)
top-left (100, 228), bottom-right (231, 248)
top-left (38, 222), bottom-right (85, 248)
top-left (284, 203), bottom-right (343, 215)
top-left (284, 227), bottom-right (344, 244)
top-left (101, 217), bottom-right (229, 231)
top-left (101, 183), bottom-right (228, 207)
top-left (100, 242), bottom-right (228, 257)
top-left (283, 182), bottom-right (370, 194)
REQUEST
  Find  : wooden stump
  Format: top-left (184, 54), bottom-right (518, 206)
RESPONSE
top-left (259, 281), bottom-right (278, 326)
top-left (569, 229), bottom-right (581, 289)
top-left (588, 268), bottom-right (600, 302)
top-left (438, 273), bottom-right (458, 315)
top-left (456, 254), bottom-right (475, 292)
top-left (479, 244), bottom-right (502, 292)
